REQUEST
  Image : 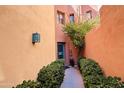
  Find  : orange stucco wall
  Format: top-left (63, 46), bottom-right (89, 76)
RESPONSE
top-left (84, 6), bottom-right (124, 80)
top-left (0, 6), bottom-right (56, 87)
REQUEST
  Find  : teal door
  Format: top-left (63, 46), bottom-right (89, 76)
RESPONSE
top-left (57, 42), bottom-right (65, 59)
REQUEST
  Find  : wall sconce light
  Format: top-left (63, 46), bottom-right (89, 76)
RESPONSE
top-left (32, 32), bottom-right (40, 44)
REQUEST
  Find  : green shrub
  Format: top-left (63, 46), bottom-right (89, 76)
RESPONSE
top-left (37, 60), bottom-right (64, 88)
top-left (79, 58), bottom-right (124, 88)
top-left (14, 60), bottom-right (65, 88)
top-left (102, 76), bottom-right (124, 88)
top-left (79, 58), bottom-right (103, 77)
top-left (83, 75), bottom-right (106, 88)
top-left (15, 80), bottom-right (41, 88)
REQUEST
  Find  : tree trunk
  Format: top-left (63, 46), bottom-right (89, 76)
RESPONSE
top-left (78, 47), bottom-right (83, 58)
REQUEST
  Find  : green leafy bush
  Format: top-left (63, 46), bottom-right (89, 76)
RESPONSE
top-left (37, 60), bottom-right (64, 88)
top-left (79, 58), bottom-right (103, 77)
top-left (15, 80), bottom-right (41, 88)
top-left (79, 58), bottom-right (124, 88)
top-left (14, 60), bottom-right (64, 88)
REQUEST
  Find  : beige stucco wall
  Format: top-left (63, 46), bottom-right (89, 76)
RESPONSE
top-left (0, 6), bottom-right (56, 87)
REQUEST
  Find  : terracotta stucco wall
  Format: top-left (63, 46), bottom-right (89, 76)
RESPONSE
top-left (54, 5), bottom-right (78, 65)
top-left (84, 6), bottom-right (124, 80)
top-left (0, 6), bottom-right (56, 87)
top-left (81, 5), bottom-right (99, 20)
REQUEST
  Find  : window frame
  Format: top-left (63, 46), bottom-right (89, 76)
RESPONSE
top-left (57, 11), bottom-right (65, 25)
top-left (86, 10), bottom-right (92, 19)
top-left (69, 13), bottom-right (75, 23)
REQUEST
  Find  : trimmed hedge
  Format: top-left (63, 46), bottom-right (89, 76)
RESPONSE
top-left (15, 80), bottom-right (41, 88)
top-left (37, 60), bottom-right (65, 88)
top-left (79, 58), bottom-right (124, 88)
top-left (14, 59), bottom-right (64, 88)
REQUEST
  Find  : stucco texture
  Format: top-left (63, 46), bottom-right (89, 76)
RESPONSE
top-left (81, 5), bottom-right (98, 19)
top-left (0, 6), bottom-right (56, 87)
top-left (84, 6), bottom-right (124, 80)
top-left (55, 5), bottom-right (78, 65)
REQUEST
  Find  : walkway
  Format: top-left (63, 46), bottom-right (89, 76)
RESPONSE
top-left (60, 67), bottom-right (84, 88)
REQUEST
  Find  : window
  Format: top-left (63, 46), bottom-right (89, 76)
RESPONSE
top-left (70, 14), bottom-right (74, 23)
top-left (86, 10), bottom-right (92, 20)
top-left (57, 11), bottom-right (65, 25)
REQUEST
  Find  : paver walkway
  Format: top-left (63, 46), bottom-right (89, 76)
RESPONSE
top-left (60, 67), bottom-right (84, 88)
